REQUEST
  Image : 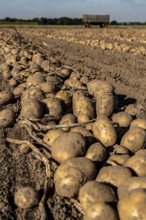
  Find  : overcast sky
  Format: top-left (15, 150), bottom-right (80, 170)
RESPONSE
top-left (0, 0), bottom-right (146, 22)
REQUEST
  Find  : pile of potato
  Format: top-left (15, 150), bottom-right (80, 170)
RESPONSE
top-left (1, 32), bottom-right (146, 219)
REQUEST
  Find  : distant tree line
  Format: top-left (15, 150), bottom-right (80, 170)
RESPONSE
top-left (0, 17), bottom-right (146, 26)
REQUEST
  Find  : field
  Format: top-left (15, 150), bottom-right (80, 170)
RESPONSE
top-left (0, 27), bottom-right (146, 220)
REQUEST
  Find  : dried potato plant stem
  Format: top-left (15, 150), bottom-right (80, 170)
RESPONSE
top-left (70, 198), bottom-right (84, 215)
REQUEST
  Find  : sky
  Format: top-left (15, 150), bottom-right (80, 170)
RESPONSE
top-left (0, 0), bottom-right (146, 22)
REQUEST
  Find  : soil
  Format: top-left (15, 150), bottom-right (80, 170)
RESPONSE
top-left (0, 28), bottom-right (146, 220)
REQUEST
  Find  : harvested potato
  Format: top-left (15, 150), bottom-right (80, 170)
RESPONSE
top-left (85, 142), bottom-right (107, 163)
top-left (125, 154), bottom-right (146, 176)
top-left (21, 87), bottom-right (45, 102)
top-left (43, 129), bottom-right (64, 147)
top-left (120, 127), bottom-right (146, 153)
top-left (51, 132), bottom-right (87, 163)
top-left (77, 113), bottom-right (90, 123)
top-left (60, 67), bottom-right (71, 78)
top-left (118, 189), bottom-right (146, 220)
top-left (92, 116), bottom-right (117, 147)
top-left (107, 154), bottom-right (130, 166)
top-left (59, 114), bottom-right (76, 131)
top-left (110, 144), bottom-right (130, 155)
top-left (95, 91), bottom-right (115, 117)
top-left (87, 80), bottom-right (114, 96)
top-left (79, 181), bottom-right (117, 210)
top-left (71, 126), bottom-right (94, 144)
top-left (118, 176), bottom-right (146, 199)
top-left (64, 78), bottom-right (84, 90)
top-left (0, 109), bottom-right (15, 127)
top-left (42, 97), bottom-right (63, 117)
top-left (26, 72), bottom-right (46, 87)
top-left (0, 91), bottom-right (14, 105)
top-left (84, 202), bottom-right (118, 220)
top-left (130, 118), bottom-right (146, 130)
top-left (20, 98), bottom-right (44, 120)
top-left (96, 165), bottom-right (133, 187)
top-left (9, 78), bottom-right (18, 87)
top-left (54, 157), bottom-right (97, 197)
top-left (55, 90), bottom-right (72, 109)
top-left (73, 90), bottom-right (95, 119)
top-left (112, 112), bottom-right (132, 127)
top-left (125, 103), bottom-right (146, 119)
top-left (13, 84), bottom-right (26, 97)
top-left (37, 82), bottom-right (56, 93)
top-left (14, 186), bottom-right (38, 209)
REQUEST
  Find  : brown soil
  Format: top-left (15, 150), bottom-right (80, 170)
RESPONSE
top-left (0, 28), bottom-right (146, 220)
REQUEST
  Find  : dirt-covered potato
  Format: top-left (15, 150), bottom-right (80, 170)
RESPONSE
top-left (107, 154), bottom-right (130, 166)
top-left (42, 97), bottom-right (63, 117)
top-left (120, 127), bottom-right (146, 153)
top-left (110, 144), bottom-right (130, 155)
top-left (125, 154), bottom-right (146, 176)
top-left (0, 108), bottom-right (15, 127)
top-left (37, 81), bottom-right (56, 94)
top-left (55, 90), bottom-right (72, 109)
top-left (73, 90), bottom-right (95, 119)
top-left (64, 78), bottom-right (84, 90)
top-left (54, 157), bottom-right (98, 197)
top-left (51, 132), bottom-right (87, 163)
top-left (13, 83), bottom-right (26, 97)
top-left (112, 112), bottom-right (132, 127)
top-left (85, 142), bottom-right (107, 163)
top-left (96, 165), bottom-right (133, 187)
top-left (118, 189), bottom-right (146, 220)
top-left (118, 176), bottom-right (146, 199)
top-left (71, 126), bottom-right (95, 144)
top-left (84, 202), bottom-right (118, 220)
top-left (95, 91), bottom-right (115, 117)
top-left (0, 90), bottom-right (14, 105)
top-left (59, 114), bottom-right (76, 131)
top-left (26, 72), bottom-right (46, 87)
top-left (20, 98), bottom-right (44, 120)
top-left (87, 80), bottom-right (114, 96)
top-left (130, 118), bottom-right (146, 130)
top-left (125, 103), bottom-right (146, 119)
top-left (79, 181), bottom-right (117, 210)
top-left (43, 129), bottom-right (64, 147)
top-left (14, 186), bottom-right (38, 209)
top-left (92, 116), bottom-right (117, 147)
top-left (21, 87), bottom-right (45, 102)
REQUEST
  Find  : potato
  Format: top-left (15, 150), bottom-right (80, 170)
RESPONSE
top-left (118, 176), bottom-right (146, 199)
top-left (118, 189), bottom-right (146, 220)
top-left (71, 126), bottom-right (94, 144)
top-left (32, 53), bottom-right (43, 65)
top-left (37, 82), bottom-right (56, 94)
top-left (42, 97), bottom-right (63, 117)
top-left (20, 98), bottom-right (44, 120)
top-left (87, 80), bottom-right (114, 96)
top-left (60, 67), bottom-right (71, 78)
top-left (112, 112), bottom-right (132, 127)
top-left (0, 109), bottom-right (15, 127)
top-left (84, 202), bottom-right (118, 220)
top-left (0, 91), bottom-right (14, 105)
top-left (51, 132), bottom-right (87, 163)
top-left (43, 129), bottom-right (64, 146)
top-left (110, 144), bottom-right (130, 155)
top-left (9, 78), bottom-right (18, 87)
top-left (14, 186), bottom-right (38, 209)
top-left (13, 84), bottom-right (26, 97)
top-left (21, 87), bottom-right (45, 102)
top-left (95, 91), bottom-right (115, 117)
top-left (125, 154), bottom-right (146, 177)
top-left (96, 165), bottom-right (133, 187)
top-left (92, 116), bottom-right (117, 147)
top-left (125, 103), bottom-right (146, 119)
top-left (55, 90), bottom-right (72, 109)
top-left (59, 114), bottom-right (76, 131)
top-left (107, 154), bottom-right (130, 166)
top-left (79, 181), bottom-right (117, 210)
top-left (130, 118), bottom-right (146, 130)
top-left (26, 72), bottom-right (45, 88)
top-left (73, 90), bottom-right (95, 119)
top-left (85, 142), bottom-right (107, 163)
top-left (77, 113), bottom-right (90, 123)
top-left (54, 157), bottom-right (97, 197)
top-left (120, 127), bottom-right (146, 153)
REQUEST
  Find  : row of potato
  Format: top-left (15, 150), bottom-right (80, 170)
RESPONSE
top-left (1, 32), bottom-right (146, 219)
top-left (45, 28), bottom-right (146, 56)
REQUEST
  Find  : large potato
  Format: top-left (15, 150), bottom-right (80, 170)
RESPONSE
top-left (112, 112), bottom-right (132, 127)
top-left (92, 116), bottom-right (117, 147)
top-left (42, 97), bottom-right (63, 117)
top-left (21, 87), bottom-right (45, 103)
top-left (0, 91), bottom-right (14, 105)
top-left (26, 72), bottom-right (46, 87)
top-left (43, 129), bottom-right (64, 147)
top-left (87, 80), bottom-right (114, 96)
top-left (54, 157), bottom-right (97, 197)
top-left (0, 109), bottom-right (15, 127)
top-left (51, 132), bottom-right (87, 163)
top-left (120, 127), bottom-right (146, 153)
top-left (59, 114), bottom-right (76, 131)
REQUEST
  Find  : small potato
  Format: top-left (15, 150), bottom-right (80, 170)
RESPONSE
top-left (125, 154), bottom-right (146, 176)
top-left (64, 78), bottom-right (84, 90)
top-left (9, 78), bottom-right (18, 87)
top-left (43, 129), bottom-right (64, 147)
top-left (21, 87), bottom-right (45, 102)
top-left (92, 116), bottom-right (117, 147)
top-left (42, 97), bottom-right (63, 117)
top-left (125, 103), bottom-right (146, 119)
top-left (54, 157), bottom-right (97, 198)
top-left (71, 126), bottom-right (94, 144)
top-left (85, 142), bottom-right (107, 163)
top-left (59, 114), bottom-right (76, 131)
top-left (118, 176), bottom-right (146, 199)
top-left (96, 165), bottom-right (133, 187)
top-left (55, 90), bottom-right (72, 109)
top-left (37, 82), bottom-right (56, 94)
top-left (13, 84), bottom-right (26, 97)
top-left (112, 112), bottom-right (132, 127)
top-left (120, 127), bottom-right (146, 153)
top-left (26, 72), bottom-right (45, 87)
top-left (84, 202), bottom-right (118, 220)
top-left (118, 189), bottom-right (146, 220)
top-left (0, 109), bottom-right (15, 127)
top-left (110, 144), bottom-right (130, 155)
top-left (79, 181), bottom-right (117, 210)
top-left (14, 186), bottom-right (38, 209)
top-left (130, 118), bottom-right (146, 130)
top-left (87, 80), bottom-right (114, 96)
top-left (0, 91), bottom-right (14, 105)
top-left (51, 132), bottom-right (87, 163)
top-left (107, 154), bottom-right (130, 166)
top-left (20, 98), bottom-right (44, 120)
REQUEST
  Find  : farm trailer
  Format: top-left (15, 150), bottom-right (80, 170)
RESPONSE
top-left (83, 15), bottom-right (110, 28)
